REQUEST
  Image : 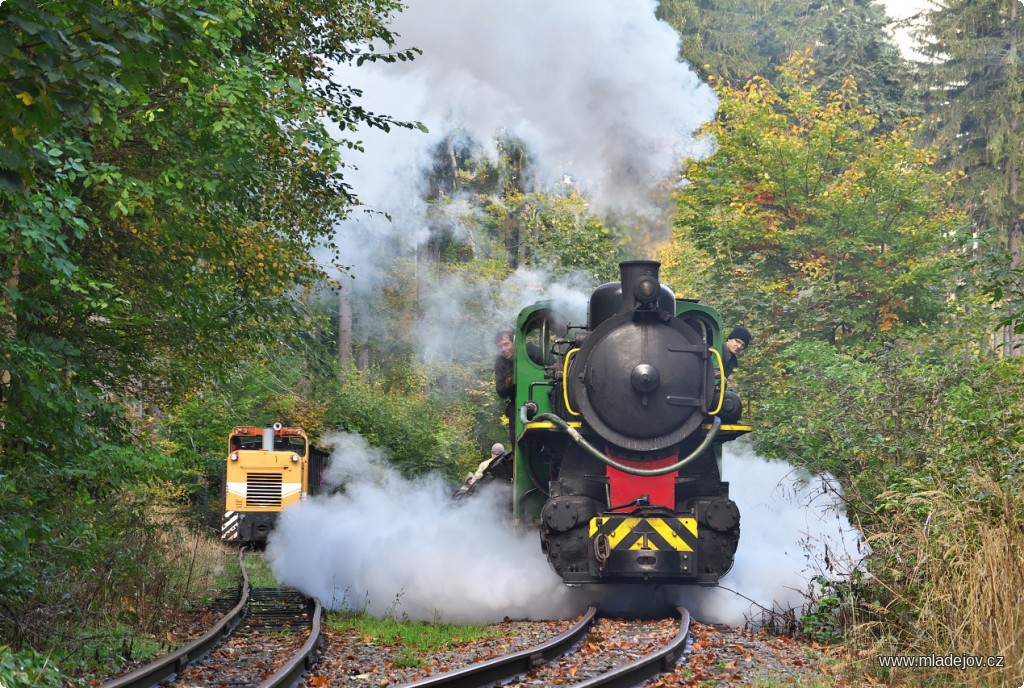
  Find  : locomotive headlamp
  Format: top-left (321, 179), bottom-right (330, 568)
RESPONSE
top-left (634, 277), bottom-right (659, 304)
top-left (230, 452), bottom-right (239, 461)
top-left (291, 453), bottom-right (300, 463)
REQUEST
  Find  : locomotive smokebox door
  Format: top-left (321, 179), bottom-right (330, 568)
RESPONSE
top-left (568, 261), bottom-right (711, 452)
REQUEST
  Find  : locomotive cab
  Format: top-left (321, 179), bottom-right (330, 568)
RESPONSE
top-left (511, 260), bottom-right (752, 586)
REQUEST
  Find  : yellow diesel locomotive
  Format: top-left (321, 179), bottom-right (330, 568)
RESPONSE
top-left (220, 423), bottom-right (327, 543)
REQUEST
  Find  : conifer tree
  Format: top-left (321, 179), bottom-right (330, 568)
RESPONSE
top-left (763, 0), bottom-right (920, 126)
top-left (917, 0), bottom-right (1024, 353)
top-left (658, 0), bottom-right (918, 128)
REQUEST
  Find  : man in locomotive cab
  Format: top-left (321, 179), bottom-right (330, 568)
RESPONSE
top-left (494, 329), bottom-right (518, 450)
top-left (494, 325), bottom-right (553, 448)
top-left (494, 329), bottom-right (516, 399)
top-left (495, 327), bottom-right (551, 394)
top-left (724, 326), bottom-right (752, 378)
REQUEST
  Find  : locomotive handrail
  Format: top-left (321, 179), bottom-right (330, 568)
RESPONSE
top-left (708, 347), bottom-right (726, 416)
top-left (562, 348), bottom-right (581, 417)
top-left (532, 413), bottom-right (722, 477)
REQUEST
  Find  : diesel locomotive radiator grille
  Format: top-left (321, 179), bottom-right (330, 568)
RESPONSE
top-left (246, 473), bottom-right (283, 507)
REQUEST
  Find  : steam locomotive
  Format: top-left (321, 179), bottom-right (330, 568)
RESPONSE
top-left (510, 260), bottom-right (751, 585)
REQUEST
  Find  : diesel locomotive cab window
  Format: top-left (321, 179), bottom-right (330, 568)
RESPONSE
top-left (522, 312), bottom-right (560, 366)
top-left (275, 437), bottom-right (306, 452)
top-left (233, 436), bottom-right (263, 450)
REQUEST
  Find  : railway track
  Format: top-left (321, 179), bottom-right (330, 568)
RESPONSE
top-left (390, 606), bottom-right (691, 688)
top-left (98, 549), bottom-right (322, 688)
top-left (99, 549), bottom-right (690, 688)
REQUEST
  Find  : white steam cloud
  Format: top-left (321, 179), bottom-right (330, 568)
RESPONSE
top-left (338, 0), bottom-right (716, 228)
top-left (414, 266), bottom-right (592, 365)
top-left (324, 0), bottom-right (719, 363)
top-left (268, 435), bottom-right (864, 626)
top-left (363, 0), bottom-right (716, 212)
top-left (267, 432), bottom-right (585, 623)
top-left (669, 443), bottom-right (867, 624)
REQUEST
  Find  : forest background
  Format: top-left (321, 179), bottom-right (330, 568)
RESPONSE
top-left (1, 0), bottom-right (1023, 685)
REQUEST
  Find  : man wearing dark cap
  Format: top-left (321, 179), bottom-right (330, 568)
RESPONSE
top-left (724, 326), bottom-right (751, 378)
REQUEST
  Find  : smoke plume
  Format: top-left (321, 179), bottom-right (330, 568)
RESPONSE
top-left (323, 0), bottom-right (718, 363)
top-left (338, 0), bottom-right (717, 225)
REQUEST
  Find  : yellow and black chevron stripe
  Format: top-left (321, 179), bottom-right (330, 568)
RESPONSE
top-left (589, 516), bottom-right (699, 552)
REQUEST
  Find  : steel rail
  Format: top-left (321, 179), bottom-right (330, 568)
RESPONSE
top-left (572, 607), bottom-right (691, 688)
top-left (255, 596), bottom-right (323, 688)
top-left (396, 606), bottom-right (599, 688)
top-left (98, 548), bottom-right (251, 688)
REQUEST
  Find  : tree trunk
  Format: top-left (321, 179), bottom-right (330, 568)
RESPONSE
top-left (1005, 3), bottom-right (1022, 356)
top-left (1, 241), bottom-right (17, 417)
top-left (1007, 212), bottom-right (1022, 355)
top-left (337, 279), bottom-right (352, 373)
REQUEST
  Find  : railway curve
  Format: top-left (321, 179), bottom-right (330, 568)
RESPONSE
top-left (97, 549), bottom-right (321, 688)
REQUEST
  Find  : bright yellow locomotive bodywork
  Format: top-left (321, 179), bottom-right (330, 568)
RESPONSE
top-left (221, 424), bottom-right (316, 543)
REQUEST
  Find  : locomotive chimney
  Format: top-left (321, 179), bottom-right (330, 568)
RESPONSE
top-left (618, 260), bottom-right (662, 313)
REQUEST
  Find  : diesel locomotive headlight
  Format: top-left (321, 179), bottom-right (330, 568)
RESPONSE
top-left (291, 453), bottom-right (300, 463)
top-left (230, 452), bottom-right (239, 461)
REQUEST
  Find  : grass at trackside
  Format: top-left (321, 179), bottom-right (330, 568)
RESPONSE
top-left (325, 611), bottom-right (508, 668)
top-left (45, 534), bottom-right (239, 684)
top-left (46, 626), bottom-right (167, 679)
top-left (206, 548), bottom-right (281, 595)
top-left (240, 549), bottom-right (283, 588)
top-left (325, 611), bottom-right (506, 664)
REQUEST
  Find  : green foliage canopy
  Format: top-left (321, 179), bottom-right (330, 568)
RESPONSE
top-left (0, 0), bottom-right (417, 648)
top-left (1, 0), bottom-right (417, 451)
top-left (671, 52), bottom-right (965, 356)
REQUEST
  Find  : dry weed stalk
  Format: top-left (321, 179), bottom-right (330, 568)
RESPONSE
top-left (862, 478), bottom-right (1024, 687)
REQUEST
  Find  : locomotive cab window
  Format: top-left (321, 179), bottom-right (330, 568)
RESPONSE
top-left (522, 311), bottom-right (561, 366)
top-left (232, 435), bottom-right (263, 450)
top-left (274, 436), bottom-right (306, 453)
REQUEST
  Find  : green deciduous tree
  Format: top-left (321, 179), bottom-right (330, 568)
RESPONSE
top-left (480, 190), bottom-right (622, 281)
top-left (668, 52), bottom-right (965, 364)
top-left (0, 0), bottom-right (416, 648)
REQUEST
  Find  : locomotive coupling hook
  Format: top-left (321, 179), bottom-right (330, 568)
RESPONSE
top-left (608, 494), bottom-right (651, 511)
